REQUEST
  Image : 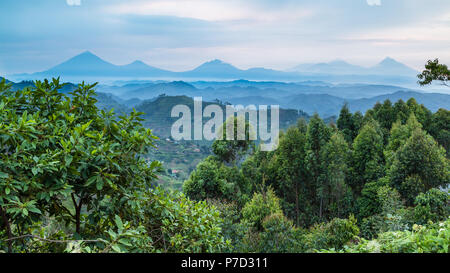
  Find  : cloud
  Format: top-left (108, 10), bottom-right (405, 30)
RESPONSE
top-left (105, 0), bottom-right (312, 22)
top-left (66, 0), bottom-right (81, 6)
top-left (367, 0), bottom-right (381, 6)
top-left (3, 0), bottom-right (450, 74)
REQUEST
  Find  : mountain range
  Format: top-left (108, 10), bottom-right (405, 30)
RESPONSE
top-left (291, 57), bottom-right (418, 76)
top-left (11, 51), bottom-right (419, 84)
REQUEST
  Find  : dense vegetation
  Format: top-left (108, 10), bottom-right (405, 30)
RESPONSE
top-left (0, 79), bottom-right (227, 253)
top-left (183, 97), bottom-right (449, 252)
top-left (0, 60), bottom-right (449, 253)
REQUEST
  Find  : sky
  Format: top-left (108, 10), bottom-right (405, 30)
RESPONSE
top-left (1, 0), bottom-right (450, 74)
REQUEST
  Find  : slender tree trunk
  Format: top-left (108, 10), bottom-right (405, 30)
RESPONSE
top-left (71, 194), bottom-right (82, 234)
top-left (0, 206), bottom-right (13, 253)
top-left (75, 205), bottom-right (81, 234)
top-left (319, 195), bottom-right (323, 219)
top-left (337, 201), bottom-right (340, 218)
top-left (295, 182), bottom-right (299, 227)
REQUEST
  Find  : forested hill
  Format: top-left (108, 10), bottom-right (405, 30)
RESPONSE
top-left (135, 95), bottom-right (310, 138)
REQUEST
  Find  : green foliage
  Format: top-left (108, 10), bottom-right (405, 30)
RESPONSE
top-left (241, 188), bottom-right (282, 231)
top-left (358, 183), bottom-right (412, 239)
top-left (372, 100), bottom-right (396, 142)
top-left (359, 215), bottom-right (385, 240)
top-left (238, 190), bottom-right (303, 253)
top-left (384, 114), bottom-right (422, 167)
top-left (429, 108), bottom-right (450, 155)
top-left (3, 70), bottom-right (450, 253)
top-left (303, 215), bottom-right (360, 252)
top-left (393, 99), bottom-right (411, 124)
top-left (182, 156), bottom-right (248, 204)
top-left (377, 185), bottom-right (404, 216)
top-left (0, 78), bottom-right (227, 253)
top-left (376, 186), bottom-right (410, 233)
top-left (183, 116), bottom-right (255, 205)
top-left (414, 189), bottom-right (449, 225)
top-left (305, 114), bottom-right (331, 219)
top-left (181, 86), bottom-right (449, 254)
top-left (320, 132), bottom-right (353, 219)
top-left (334, 219), bottom-right (450, 253)
top-left (141, 188), bottom-right (228, 253)
top-left (337, 103), bottom-right (358, 143)
top-left (256, 213), bottom-right (302, 253)
top-left (388, 128), bottom-right (449, 204)
top-left (205, 199), bottom-right (246, 253)
top-left (418, 58), bottom-right (450, 87)
top-left (407, 98), bottom-right (433, 131)
top-left (356, 179), bottom-right (386, 220)
top-left (67, 188), bottom-right (229, 253)
top-left (349, 120), bottom-right (385, 195)
top-left (270, 124), bottom-right (309, 226)
top-left (212, 116), bottom-right (254, 163)
top-left (240, 148), bottom-right (275, 195)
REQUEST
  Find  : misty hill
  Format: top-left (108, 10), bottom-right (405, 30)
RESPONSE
top-left (94, 79), bottom-right (450, 117)
top-left (279, 93), bottom-right (347, 117)
top-left (292, 57), bottom-right (418, 77)
top-left (182, 59), bottom-right (243, 78)
top-left (43, 51), bottom-right (117, 76)
top-left (225, 96), bottom-right (281, 106)
top-left (127, 81), bottom-right (198, 100)
top-left (134, 95), bottom-right (309, 138)
top-left (228, 91), bottom-right (449, 117)
top-left (292, 60), bottom-right (365, 75)
top-left (99, 79), bottom-right (415, 101)
top-left (258, 91), bottom-right (450, 117)
top-left (96, 90), bottom-right (449, 136)
top-left (95, 93), bottom-right (130, 113)
top-left (348, 91), bottom-right (450, 114)
top-left (190, 80), bottom-right (331, 89)
top-left (370, 57), bottom-right (418, 76)
top-left (32, 51), bottom-right (171, 78)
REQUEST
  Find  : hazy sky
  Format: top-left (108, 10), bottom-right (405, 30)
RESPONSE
top-left (1, 0), bottom-right (450, 74)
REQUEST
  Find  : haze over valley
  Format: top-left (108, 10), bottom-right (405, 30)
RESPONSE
top-left (4, 51), bottom-right (449, 120)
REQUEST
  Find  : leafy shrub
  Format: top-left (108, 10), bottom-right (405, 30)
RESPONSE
top-left (360, 215), bottom-right (384, 240)
top-left (237, 189), bottom-right (304, 253)
top-left (257, 213), bottom-right (302, 253)
top-left (238, 212), bottom-right (304, 253)
top-left (414, 189), bottom-right (449, 225)
top-left (334, 218), bottom-right (450, 253)
top-left (183, 156), bottom-right (236, 200)
top-left (241, 188), bottom-right (282, 231)
top-left (359, 185), bottom-right (413, 239)
top-left (303, 215), bottom-right (360, 252)
top-left (0, 79), bottom-right (227, 253)
top-left (356, 179), bottom-right (386, 220)
top-left (206, 199), bottom-right (247, 253)
top-left (142, 188), bottom-right (228, 253)
top-left (183, 156), bottom-right (250, 205)
top-left (388, 128), bottom-right (449, 205)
